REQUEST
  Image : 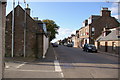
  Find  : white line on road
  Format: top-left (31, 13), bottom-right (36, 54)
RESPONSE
top-left (60, 72), bottom-right (64, 78)
top-left (54, 60), bottom-right (62, 72)
top-left (53, 47), bottom-right (64, 78)
top-left (16, 62), bottom-right (27, 69)
top-left (53, 48), bottom-right (58, 60)
top-left (5, 66), bottom-right (10, 69)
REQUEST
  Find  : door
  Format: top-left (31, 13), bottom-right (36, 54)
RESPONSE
top-left (105, 42), bottom-right (108, 52)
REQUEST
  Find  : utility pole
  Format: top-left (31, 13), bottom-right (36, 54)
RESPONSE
top-left (24, 0), bottom-right (26, 57)
top-left (11, 0), bottom-right (15, 57)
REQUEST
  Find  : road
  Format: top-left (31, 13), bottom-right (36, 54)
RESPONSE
top-left (4, 45), bottom-right (119, 79)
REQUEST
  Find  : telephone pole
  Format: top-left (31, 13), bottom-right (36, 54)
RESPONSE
top-left (24, 0), bottom-right (26, 57)
top-left (11, 0), bottom-right (15, 57)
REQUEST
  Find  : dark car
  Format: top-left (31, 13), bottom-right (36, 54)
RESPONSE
top-left (83, 44), bottom-right (97, 52)
top-left (52, 43), bottom-right (58, 47)
top-left (67, 44), bottom-right (73, 47)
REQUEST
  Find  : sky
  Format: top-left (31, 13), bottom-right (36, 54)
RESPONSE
top-left (6, 0), bottom-right (119, 42)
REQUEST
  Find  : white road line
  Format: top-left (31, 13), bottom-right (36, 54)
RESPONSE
top-left (54, 60), bottom-right (62, 72)
top-left (5, 66), bottom-right (9, 69)
top-left (53, 47), bottom-right (64, 78)
top-left (16, 62), bottom-right (27, 69)
top-left (53, 48), bottom-right (58, 60)
top-left (60, 72), bottom-right (64, 78)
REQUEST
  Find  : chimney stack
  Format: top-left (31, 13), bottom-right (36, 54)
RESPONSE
top-left (101, 7), bottom-right (111, 17)
top-left (82, 19), bottom-right (88, 26)
top-left (25, 4), bottom-right (31, 15)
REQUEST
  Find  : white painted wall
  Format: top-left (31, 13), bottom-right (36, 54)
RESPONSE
top-left (42, 35), bottom-right (49, 58)
top-left (72, 36), bottom-right (78, 47)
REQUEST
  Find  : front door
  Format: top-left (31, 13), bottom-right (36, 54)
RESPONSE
top-left (105, 42), bottom-right (108, 52)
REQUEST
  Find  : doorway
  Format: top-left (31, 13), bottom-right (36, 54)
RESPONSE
top-left (105, 42), bottom-right (108, 52)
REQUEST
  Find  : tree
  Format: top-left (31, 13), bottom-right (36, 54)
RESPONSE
top-left (42, 19), bottom-right (59, 41)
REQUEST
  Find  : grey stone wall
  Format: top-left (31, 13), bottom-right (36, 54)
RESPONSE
top-left (36, 34), bottom-right (43, 59)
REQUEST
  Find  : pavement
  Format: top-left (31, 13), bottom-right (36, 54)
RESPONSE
top-left (98, 51), bottom-right (119, 58)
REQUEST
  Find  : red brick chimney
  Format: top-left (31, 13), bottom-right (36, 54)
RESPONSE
top-left (101, 7), bottom-right (111, 17)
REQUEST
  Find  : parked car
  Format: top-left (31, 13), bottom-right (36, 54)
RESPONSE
top-left (63, 43), bottom-right (67, 46)
top-left (67, 43), bottom-right (73, 47)
top-left (52, 43), bottom-right (58, 47)
top-left (83, 44), bottom-right (97, 52)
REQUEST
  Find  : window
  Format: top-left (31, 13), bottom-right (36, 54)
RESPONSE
top-left (91, 27), bottom-right (95, 35)
top-left (92, 32), bottom-right (95, 35)
top-left (92, 27), bottom-right (95, 31)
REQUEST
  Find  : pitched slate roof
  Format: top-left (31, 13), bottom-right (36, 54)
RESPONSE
top-left (96, 29), bottom-right (120, 41)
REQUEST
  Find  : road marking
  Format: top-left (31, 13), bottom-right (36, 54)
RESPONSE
top-left (5, 66), bottom-right (9, 69)
top-left (60, 72), bottom-right (64, 78)
top-left (53, 48), bottom-right (58, 60)
top-left (53, 47), bottom-right (64, 78)
top-left (16, 62), bottom-right (27, 69)
top-left (54, 60), bottom-right (62, 72)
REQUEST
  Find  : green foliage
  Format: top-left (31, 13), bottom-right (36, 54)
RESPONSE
top-left (42, 19), bottom-right (59, 41)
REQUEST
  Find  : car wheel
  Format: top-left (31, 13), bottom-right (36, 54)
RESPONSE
top-left (95, 50), bottom-right (97, 53)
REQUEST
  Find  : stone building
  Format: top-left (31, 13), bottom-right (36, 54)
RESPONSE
top-left (95, 27), bottom-right (120, 54)
top-left (5, 5), bottom-right (49, 58)
top-left (0, 0), bottom-right (7, 79)
top-left (78, 7), bottom-right (119, 48)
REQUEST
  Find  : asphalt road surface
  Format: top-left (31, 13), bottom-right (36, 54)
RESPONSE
top-left (4, 45), bottom-right (119, 79)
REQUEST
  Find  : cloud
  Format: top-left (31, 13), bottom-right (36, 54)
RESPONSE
top-left (109, 2), bottom-right (119, 20)
top-left (109, 2), bottom-right (118, 14)
top-left (112, 15), bottom-right (119, 19)
top-left (52, 28), bottom-right (76, 42)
